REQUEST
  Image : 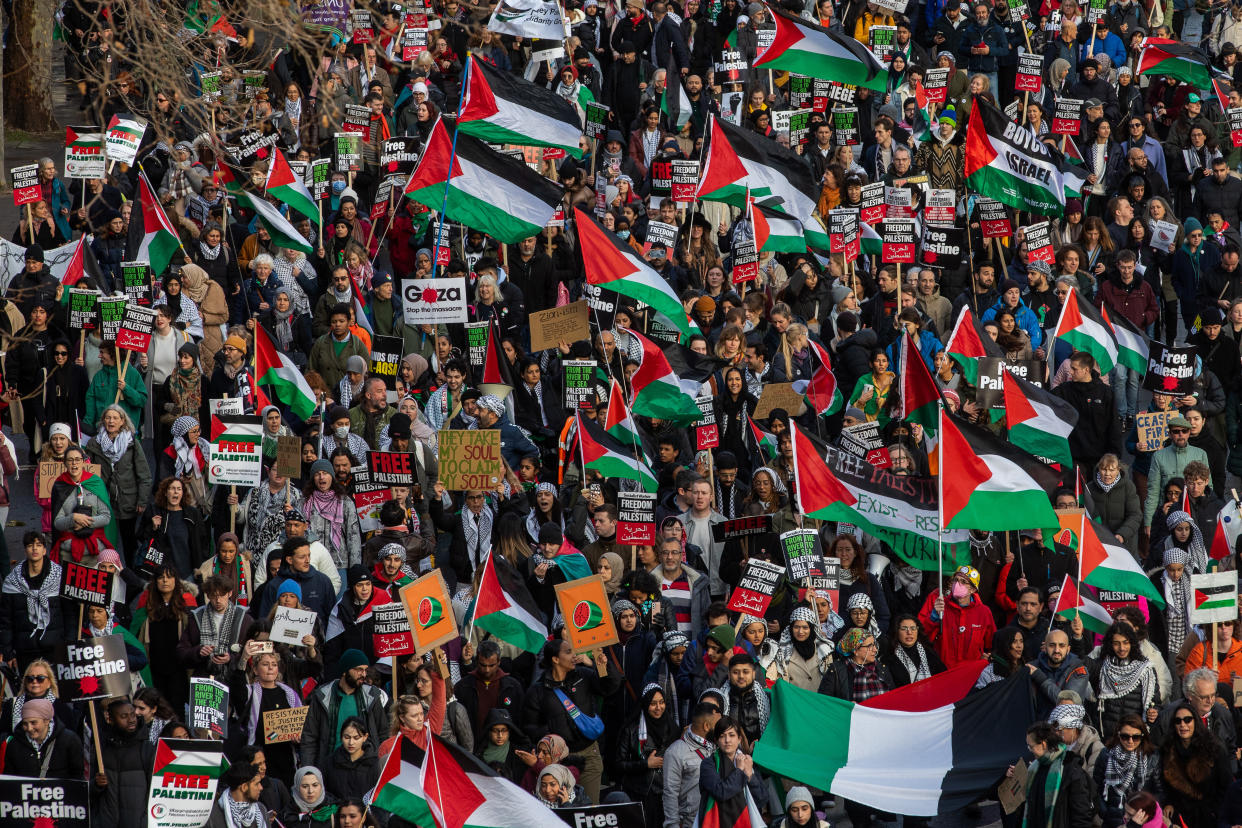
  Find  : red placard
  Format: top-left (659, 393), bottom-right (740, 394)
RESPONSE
top-left (617, 492), bottom-right (656, 545)
top-left (726, 558), bottom-right (785, 617)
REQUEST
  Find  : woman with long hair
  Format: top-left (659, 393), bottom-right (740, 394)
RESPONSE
top-left (994, 308), bottom-right (1033, 360)
top-left (1158, 700), bottom-right (1231, 826)
top-left (1081, 216), bottom-right (1116, 286)
top-left (133, 686), bottom-right (180, 743)
top-left (617, 684), bottom-right (679, 827)
top-left (975, 626), bottom-right (1026, 687)
top-left (698, 716), bottom-right (768, 819)
top-left (410, 660), bottom-right (472, 749)
top-left (1093, 715), bottom-right (1159, 826)
top-left (714, 367), bottom-right (757, 473)
top-left (741, 467), bottom-right (796, 534)
top-left (848, 349), bottom-right (896, 425)
top-left (830, 534), bottom-right (889, 633)
top-left (0, 658), bottom-right (76, 739)
top-left (238, 648), bottom-right (302, 787)
top-left (131, 564), bottom-right (194, 713)
top-left (379, 668), bottom-right (447, 759)
top-left (139, 478), bottom-right (206, 581)
top-left (323, 715), bottom-right (380, 802)
top-left (195, 531), bottom-right (252, 606)
top-left (1017, 722), bottom-right (1094, 828)
top-left (1092, 622), bottom-right (1160, 741)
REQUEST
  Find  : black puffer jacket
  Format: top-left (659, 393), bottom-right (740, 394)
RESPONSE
top-left (0, 725), bottom-right (86, 778)
top-left (322, 742), bottom-right (380, 801)
top-left (1089, 656), bottom-right (1159, 741)
top-left (91, 722), bottom-right (155, 828)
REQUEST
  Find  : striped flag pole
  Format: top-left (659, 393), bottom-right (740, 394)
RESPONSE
top-left (433, 53), bottom-right (472, 276)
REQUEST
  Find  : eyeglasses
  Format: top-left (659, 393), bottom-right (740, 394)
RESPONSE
top-left (1174, 716), bottom-right (1195, 724)
top-left (1118, 732), bottom-right (1142, 742)
top-left (897, 625), bottom-right (919, 633)
top-left (858, 641), bottom-right (878, 649)
top-left (25, 675), bottom-right (48, 683)
top-left (53, 351), bottom-right (68, 357)
top-left (1129, 123), bottom-right (1143, 128)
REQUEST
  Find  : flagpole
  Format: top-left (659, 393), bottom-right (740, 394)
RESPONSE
top-left (683, 115), bottom-right (711, 265)
top-left (433, 53), bottom-right (471, 278)
top-left (937, 402), bottom-right (944, 638)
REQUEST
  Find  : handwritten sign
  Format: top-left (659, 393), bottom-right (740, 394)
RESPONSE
top-left (1134, 410), bottom-right (1169, 452)
top-left (263, 706), bottom-right (310, 743)
top-left (438, 429), bottom-right (502, 491)
top-left (39, 461), bottom-right (100, 499)
top-left (755, 382), bottom-right (806, 418)
top-left (270, 606), bottom-right (316, 645)
top-left (530, 300), bottom-right (590, 353)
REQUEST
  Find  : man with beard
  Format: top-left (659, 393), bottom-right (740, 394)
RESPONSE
top-left (92, 697), bottom-right (155, 828)
top-left (455, 639), bottom-right (527, 740)
top-left (208, 762), bottom-right (268, 828)
top-left (299, 648), bottom-right (388, 770)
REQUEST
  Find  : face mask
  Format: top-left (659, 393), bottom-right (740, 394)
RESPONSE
top-left (617, 230), bottom-right (630, 240)
top-left (332, 181), bottom-right (347, 194)
top-left (949, 582), bottom-right (968, 600)
top-left (334, 426), bottom-right (350, 440)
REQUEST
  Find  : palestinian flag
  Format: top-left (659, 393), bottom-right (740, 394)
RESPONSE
top-left (577, 413), bottom-right (658, 492)
top-left (790, 423), bottom-right (972, 572)
top-left (753, 5), bottom-right (887, 92)
top-left (624, 328), bottom-right (704, 425)
top-left (940, 408), bottom-right (1061, 531)
top-left (861, 659), bottom-right (989, 712)
top-left (752, 200), bottom-right (807, 254)
top-left (254, 325), bottom-right (318, 420)
top-left (946, 306), bottom-right (1003, 386)
top-left (235, 188), bottom-right (313, 255)
top-left (911, 80), bottom-right (935, 143)
top-left (1078, 514), bottom-right (1165, 606)
top-left (1211, 499), bottom-right (1242, 562)
top-left (1214, 76), bottom-right (1235, 112)
top-left (699, 762), bottom-right (766, 828)
top-left (1051, 141), bottom-right (1089, 199)
top-left (1051, 287), bottom-right (1118, 374)
top-left (748, 413), bottom-right (778, 464)
top-left (60, 235), bottom-right (105, 289)
top-left (350, 277), bottom-right (375, 337)
top-left (151, 738), bottom-right (225, 783)
top-left (469, 551), bottom-right (547, 652)
top-left (752, 669), bottom-right (1037, 816)
top-left (1101, 303), bottom-right (1149, 374)
top-left (603, 377), bottom-right (645, 455)
top-left (266, 147), bottom-right (320, 231)
top-left (1052, 575), bottom-right (1113, 635)
top-left (860, 220), bottom-right (883, 255)
top-left (795, 340), bottom-right (842, 416)
top-left (1193, 573), bottom-right (1237, 613)
top-left (421, 735), bottom-right (572, 828)
top-left (576, 208), bottom-right (700, 343)
top-left (367, 740), bottom-right (435, 825)
top-left (965, 98), bottom-right (1065, 216)
top-left (1139, 40), bottom-right (1220, 89)
top-left (900, 332), bottom-right (942, 436)
top-left (459, 55), bottom-right (584, 158)
top-left (698, 116), bottom-right (830, 249)
top-left (404, 117), bottom-right (563, 243)
top-left (1001, 369), bottom-right (1078, 468)
top-left (127, 170), bottom-right (182, 277)
top-left (661, 80), bottom-right (692, 131)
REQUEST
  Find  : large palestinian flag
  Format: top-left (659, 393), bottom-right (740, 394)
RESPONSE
top-left (753, 5), bottom-right (887, 92)
top-left (471, 551), bottom-right (547, 653)
top-left (623, 326), bottom-right (703, 424)
top-left (1138, 40), bottom-right (1221, 89)
top-left (236, 188), bottom-right (313, 255)
top-left (698, 116), bottom-right (829, 249)
top-left (1078, 514), bottom-right (1166, 606)
top-left (127, 169), bottom-right (183, 276)
top-left (900, 332), bottom-right (941, 435)
top-left (1051, 287), bottom-right (1119, 374)
top-left (940, 408), bottom-right (1061, 531)
top-left (368, 740), bottom-right (435, 824)
top-left (576, 208), bottom-right (699, 343)
top-left (577, 412), bottom-right (658, 492)
top-left (404, 117), bottom-right (563, 243)
top-left (1052, 575), bottom-right (1113, 635)
top-left (965, 98), bottom-right (1065, 216)
top-left (753, 671), bottom-right (1037, 816)
top-left (421, 736), bottom-right (573, 828)
top-left (266, 147), bottom-right (320, 230)
top-left (60, 234), bottom-right (105, 289)
top-left (945, 306), bottom-right (1004, 385)
top-left (1001, 370), bottom-right (1077, 467)
top-left (1101, 303), bottom-right (1148, 373)
top-left (752, 200), bottom-right (807, 253)
top-left (459, 55), bottom-right (584, 158)
top-left (254, 324), bottom-right (318, 420)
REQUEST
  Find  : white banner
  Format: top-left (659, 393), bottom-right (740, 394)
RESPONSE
top-left (401, 276), bottom-right (468, 325)
top-left (487, 0), bottom-right (566, 40)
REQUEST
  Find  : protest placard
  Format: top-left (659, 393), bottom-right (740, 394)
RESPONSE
top-left (727, 558), bottom-right (786, 616)
top-left (755, 382), bottom-right (805, 418)
top-left (372, 601), bottom-right (417, 656)
top-left (829, 208), bottom-right (860, 259)
top-left (860, 182), bottom-right (886, 225)
top-left (263, 706), bottom-right (311, 743)
top-left (1025, 221), bottom-right (1055, 263)
top-left (60, 560), bottom-right (114, 606)
top-left (617, 492), bottom-right (657, 545)
top-left (64, 127), bottom-right (105, 179)
top-left (925, 190), bottom-right (956, 226)
top-left (115, 303), bottom-right (158, 352)
top-left (731, 222), bottom-right (758, 283)
top-left (270, 606), bottom-right (317, 646)
top-left (924, 68), bottom-right (950, 103)
top-left (585, 102), bottom-right (610, 139)
top-left (1190, 571), bottom-right (1238, 624)
top-left (975, 358), bottom-right (1044, 408)
top-left (832, 106), bottom-right (860, 146)
top-left (1230, 108), bottom-right (1242, 147)
top-left (401, 276), bottom-right (468, 325)
top-left (921, 225), bottom-right (965, 271)
top-left (645, 221), bottom-right (678, 255)
top-left (1016, 51), bottom-right (1043, 92)
top-left (351, 7), bottom-right (374, 41)
top-left (556, 576), bottom-right (620, 654)
top-left (38, 461), bottom-right (100, 499)
top-left (334, 132), bottom-right (361, 172)
top-left (781, 529), bottom-right (828, 586)
top-left (695, 395), bottom-right (718, 451)
top-left (310, 158), bottom-right (332, 200)
top-left (553, 803), bottom-right (645, 828)
top-left (120, 261), bottom-right (151, 305)
top-left (277, 435), bottom-right (302, 479)
top-left (369, 335), bottom-right (403, 395)
top-left (563, 359), bottom-right (598, 411)
top-left (11, 164), bottom-right (39, 206)
top-left (402, 26), bottom-right (429, 59)
top-left (381, 136), bottom-right (420, 183)
top-left (200, 71), bottom-right (222, 98)
top-left (400, 571), bottom-right (459, 656)
top-left (438, 429), bottom-right (502, 490)
top-left (0, 777), bottom-right (89, 826)
top-left (882, 220), bottom-right (916, 263)
top-left (712, 514), bottom-right (774, 543)
top-left (649, 160), bottom-right (673, 197)
top-left (1150, 220), bottom-right (1179, 252)
top-left (869, 25), bottom-right (896, 61)
top-left (351, 463), bottom-right (388, 534)
top-left (1143, 342), bottom-right (1196, 395)
top-left (1052, 98), bottom-right (1083, 135)
top-left (368, 450), bottom-right (415, 486)
top-left (672, 159), bottom-right (698, 202)
top-left (190, 677), bottom-right (229, 738)
top-left (208, 415), bottom-right (263, 487)
top-left (146, 738), bottom-right (225, 828)
top-left (978, 198), bottom-right (1012, 238)
top-left (54, 634), bottom-right (129, 699)
top-left (69, 288), bottom-right (100, 330)
top-left (530, 300), bottom-right (590, 353)
top-left (1134, 410), bottom-right (1169, 452)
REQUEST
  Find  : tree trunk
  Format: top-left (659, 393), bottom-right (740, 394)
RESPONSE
top-left (4, 0), bottom-right (57, 131)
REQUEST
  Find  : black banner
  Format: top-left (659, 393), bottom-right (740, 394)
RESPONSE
top-left (555, 803), bottom-right (645, 828)
top-left (712, 514), bottom-right (773, 542)
top-left (54, 634), bottom-right (130, 700)
top-left (1143, 342), bottom-right (1196, 395)
top-left (0, 776), bottom-right (89, 826)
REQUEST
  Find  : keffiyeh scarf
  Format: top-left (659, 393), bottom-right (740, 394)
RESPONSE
top-left (462, 505), bottom-right (494, 569)
top-left (2, 560), bottom-right (61, 636)
top-left (894, 642), bottom-right (932, 683)
top-left (96, 429), bottom-right (132, 464)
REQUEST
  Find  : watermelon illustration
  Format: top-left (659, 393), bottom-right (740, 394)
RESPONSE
top-left (418, 596), bottom-right (444, 627)
top-left (572, 599), bottom-right (604, 631)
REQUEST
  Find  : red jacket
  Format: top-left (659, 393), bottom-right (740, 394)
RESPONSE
top-left (918, 589), bottom-right (996, 667)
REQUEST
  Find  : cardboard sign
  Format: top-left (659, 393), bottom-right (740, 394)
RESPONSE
top-left (350, 8), bottom-right (374, 41)
top-left (585, 102), bottom-right (610, 139)
top-left (882, 219), bottom-right (916, 263)
top-left (146, 738), bottom-right (225, 828)
top-left (401, 276), bottom-right (468, 325)
top-left (1016, 52), bottom-right (1043, 93)
top-left (438, 429), bottom-right (502, 490)
top-left (832, 106), bottom-right (860, 146)
top-left (978, 198), bottom-right (1012, 238)
top-left (976, 358), bottom-right (1045, 408)
top-left (0, 776), bottom-right (89, 826)
top-left (712, 514), bottom-right (773, 542)
top-left (69, 288), bottom-right (100, 330)
top-left (372, 601), bottom-right (417, 656)
top-left (727, 558), bottom-right (785, 617)
top-left (530, 300), bottom-right (590, 353)
top-left (334, 132), bottom-right (362, 173)
top-left (781, 529), bottom-right (829, 586)
top-left (695, 395), bottom-right (718, 450)
top-left (1143, 342), bottom-right (1196, 395)
top-left (998, 759), bottom-right (1028, 815)
top-left (115, 303), bottom-right (158, 352)
top-left (755, 382), bottom-right (806, 418)
top-left (1190, 570), bottom-right (1238, 624)
top-left (54, 634), bottom-right (130, 699)
top-left (38, 461), bottom-right (100, 499)
top-left (120, 261), bottom-right (151, 305)
top-left (563, 359), bottom-right (598, 412)
top-left (369, 334), bottom-right (403, 394)
top-left (263, 706), bottom-right (310, 743)
top-left (1134, 410), bottom-right (1169, 452)
top-left (1025, 221), bottom-right (1055, 264)
top-left (368, 450), bottom-right (415, 486)
top-left (190, 676), bottom-right (229, 738)
top-left (556, 575), bottom-right (620, 653)
top-left (11, 164), bottom-right (40, 206)
top-left (617, 492), bottom-right (657, 545)
top-left (272, 435), bottom-right (300, 480)
top-left (270, 606), bottom-right (317, 646)
top-left (1052, 98), bottom-right (1083, 135)
top-left (60, 560), bottom-right (115, 606)
top-left (672, 159), bottom-right (699, 201)
top-left (400, 570), bottom-right (458, 656)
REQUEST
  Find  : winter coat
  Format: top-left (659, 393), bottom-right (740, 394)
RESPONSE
top-left (520, 663), bottom-right (623, 753)
top-left (85, 362), bottom-right (148, 434)
top-left (1144, 443), bottom-right (1211, 525)
top-left (982, 297), bottom-right (1044, 349)
top-left (308, 333), bottom-right (370, 391)
top-left (1054, 377), bottom-right (1121, 465)
top-left (917, 590), bottom-right (996, 667)
top-left (0, 562), bottom-right (65, 663)
top-left (299, 682), bottom-right (389, 771)
top-left (322, 742), bottom-right (380, 801)
top-left (1024, 749), bottom-right (1094, 828)
top-left (832, 329), bottom-right (879, 401)
top-left (817, 658), bottom-right (895, 699)
top-left (1090, 657), bottom-right (1159, 740)
top-left (1158, 740), bottom-right (1232, 828)
top-left (90, 723), bottom-right (156, 828)
top-left (1096, 275), bottom-right (1159, 331)
top-left (663, 728), bottom-right (714, 828)
top-left (85, 435), bottom-right (152, 520)
top-left (0, 725), bottom-right (85, 779)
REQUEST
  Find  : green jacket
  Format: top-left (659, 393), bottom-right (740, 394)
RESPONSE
top-left (85, 362), bottom-right (148, 433)
top-left (1143, 443), bottom-right (1210, 525)
top-left (308, 333), bottom-right (370, 389)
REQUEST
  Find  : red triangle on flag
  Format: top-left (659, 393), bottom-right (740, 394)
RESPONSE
top-left (1001, 370), bottom-right (1038, 427)
top-left (152, 739), bottom-right (179, 775)
top-left (939, 411), bottom-right (992, 524)
top-left (790, 423), bottom-right (857, 513)
top-left (1195, 589), bottom-right (1213, 609)
top-left (422, 737), bottom-right (487, 828)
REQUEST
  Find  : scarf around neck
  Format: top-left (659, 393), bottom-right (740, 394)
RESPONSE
top-left (3, 560), bottom-right (61, 636)
top-left (96, 428), bottom-right (132, 464)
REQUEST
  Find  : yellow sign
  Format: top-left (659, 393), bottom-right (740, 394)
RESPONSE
top-left (262, 706), bottom-right (309, 743)
top-left (400, 570), bottom-right (459, 656)
top-left (555, 575), bottom-right (620, 653)
top-left (438, 429), bottom-right (502, 491)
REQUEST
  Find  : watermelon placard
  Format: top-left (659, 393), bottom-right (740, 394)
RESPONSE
top-left (555, 575), bottom-right (620, 654)
top-left (399, 570), bottom-right (458, 657)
